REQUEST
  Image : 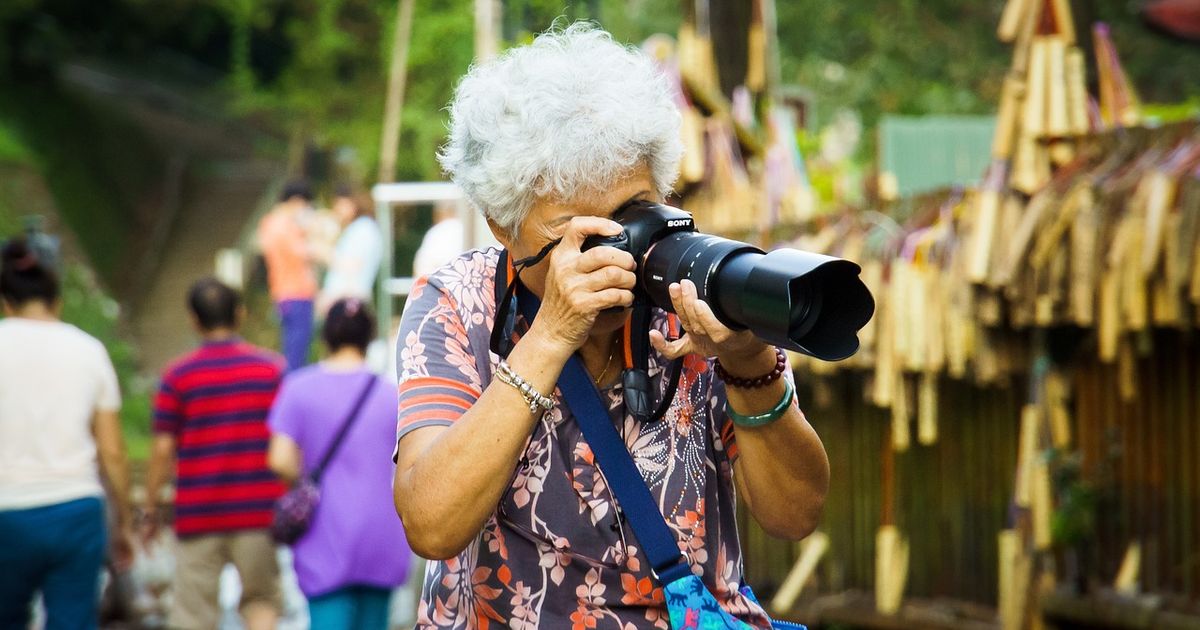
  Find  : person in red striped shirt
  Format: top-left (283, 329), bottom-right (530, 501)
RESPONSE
top-left (143, 277), bottom-right (286, 630)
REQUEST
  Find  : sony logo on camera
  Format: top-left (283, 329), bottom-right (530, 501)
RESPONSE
top-left (666, 219), bottom-right (692, 228)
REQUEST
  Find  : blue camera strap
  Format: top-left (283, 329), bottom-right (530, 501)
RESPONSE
top-left (514, 285), bottom-right (694, 586)
top-left (513, 282), bottom-right (807, 630)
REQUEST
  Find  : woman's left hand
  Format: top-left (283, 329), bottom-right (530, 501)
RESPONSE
top-left (649, 279), bottom-right (775, 376)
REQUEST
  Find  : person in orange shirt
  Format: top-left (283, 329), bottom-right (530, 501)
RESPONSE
top-left (257, 181), bottom-right (318, 372)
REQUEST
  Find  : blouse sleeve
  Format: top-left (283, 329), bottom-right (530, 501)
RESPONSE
top-left (394, 276), bottom-right (483, 449)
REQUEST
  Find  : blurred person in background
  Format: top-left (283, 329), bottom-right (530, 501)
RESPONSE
top-left (411, 199), bottom-right (465, 278)
top-left (317, 185), bottom-right (383, 316)
top-left (267, 297), bottom-right (411, 630)
top-left (258, 180), bottom-right (319, 372)
top-left (143, 278), bottom-right (286, 630)
top-left (0, 238), bottom-right (133, 629)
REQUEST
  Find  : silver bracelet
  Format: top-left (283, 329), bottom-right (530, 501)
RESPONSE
top-left (495, 360), bottom-right (555, 414)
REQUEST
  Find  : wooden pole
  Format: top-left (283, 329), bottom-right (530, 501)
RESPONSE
top-left (377, 0), bottom-right (416, 184)
top-left (475, 0), bottom-right (500, 63)
top-left (762, 0), bottom-right (782, 93)
top-left (707, 0), bottom-right (752, 98)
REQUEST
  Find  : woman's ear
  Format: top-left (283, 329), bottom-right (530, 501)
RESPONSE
top-left (486, 217), bottom-right (514, 250)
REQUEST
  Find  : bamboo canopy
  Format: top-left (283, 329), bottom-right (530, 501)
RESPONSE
top-left (773, 3), bottom-right (1198, 625)
top-left (675, 1), bottom-right (1200, 624)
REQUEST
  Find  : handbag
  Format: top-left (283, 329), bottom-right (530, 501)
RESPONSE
top-left (271, 374), bottom-right (377, 545)
top-left (514, 289), bottom-right (806, 629)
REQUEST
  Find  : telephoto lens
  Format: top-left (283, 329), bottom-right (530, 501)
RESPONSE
top-left (585, 201), bottom-right (875, 361)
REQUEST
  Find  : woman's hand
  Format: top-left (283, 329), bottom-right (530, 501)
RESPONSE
top-left (653, 279), bottom-right (828, 540)
top-left (532, 216), bottom-right (637, 354)
top-left (140, 508), bottom-right (159, 546)
top-left (110, 525), bottom-right (136, 571)
top-left (649, 279), bottom-right (776, 378)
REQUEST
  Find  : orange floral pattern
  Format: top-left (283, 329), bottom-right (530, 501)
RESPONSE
top-left (397, 248), bottom-right (772, 629)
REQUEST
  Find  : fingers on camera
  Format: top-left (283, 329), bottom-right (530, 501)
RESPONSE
top-left (593, 288), bottom-right (634, 310)
top-left (563, 216), bottom-right (622, 248)
top-left (577, 246), bottom-right (635, 273)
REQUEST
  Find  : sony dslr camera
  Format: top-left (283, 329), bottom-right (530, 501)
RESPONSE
top-left (582, 201), bottom-right (874, 361)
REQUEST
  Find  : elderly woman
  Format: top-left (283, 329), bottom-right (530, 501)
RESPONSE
top-left (393, 24), bottom-right (829, 629)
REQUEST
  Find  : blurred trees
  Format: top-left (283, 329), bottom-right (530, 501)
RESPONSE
top-left (777, 1), bottom-right (1200, 133)
top-left (229, 0), bottom-right (478, 182)
top-left (1, 0), bottom-right (1197, 183)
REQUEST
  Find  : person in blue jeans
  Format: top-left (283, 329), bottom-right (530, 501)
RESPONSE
top-left (0, 238), bottom-right (134, 629)
top-left (267, 298), bottom-right (411, 629)
top-left (258, 180), bottom-right (319, 372)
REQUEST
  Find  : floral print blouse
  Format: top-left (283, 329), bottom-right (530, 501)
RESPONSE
top-left (395, 248), bottom-right (773, 629)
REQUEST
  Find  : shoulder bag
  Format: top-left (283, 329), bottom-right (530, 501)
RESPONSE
top-left (271, 374), bottom-right (378, 545)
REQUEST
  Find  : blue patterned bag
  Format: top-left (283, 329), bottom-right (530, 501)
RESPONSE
top-left (663, 575), bottom-right (807, 629)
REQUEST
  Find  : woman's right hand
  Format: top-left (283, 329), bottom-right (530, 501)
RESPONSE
top-left (532, 216), bottom-right (637, 353)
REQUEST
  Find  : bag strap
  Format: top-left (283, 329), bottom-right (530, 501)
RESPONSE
top-left (312, 374), bottom-right (377, 483)
top-left (515, 286), bottom-right (692, 586)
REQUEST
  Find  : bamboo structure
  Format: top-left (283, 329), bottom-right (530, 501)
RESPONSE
top-left (660, 1), bottom-right (1198, 625)
top-left (738, 5), bottom-right (1200, 626)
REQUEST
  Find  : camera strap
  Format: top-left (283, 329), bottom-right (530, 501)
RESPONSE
top-left (490, 250), bottom-right (519, 358)
top-left (509, 275), bottom-right (806, 630)
top-left (511, 284), bottom-right (693, 586)
top-left (490, 242), bottom-right (560, 358)
top-left (491, 247), bottom-right (684, 424)
top-left (623, 297), bottom-right (654, 424)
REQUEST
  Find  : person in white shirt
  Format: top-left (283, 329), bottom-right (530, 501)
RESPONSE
top-left (319, 186), bottom-right (384, 316)
top-left (412, 200), bottom-right (466, 278)
top-left (0, 238), bottom-right (133, 629)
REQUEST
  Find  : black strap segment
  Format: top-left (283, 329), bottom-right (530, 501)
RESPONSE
top-left (312, 374), bottom-right (377, 483)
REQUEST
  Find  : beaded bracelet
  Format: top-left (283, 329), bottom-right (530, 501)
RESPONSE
top-left (496, 360), bottom-right (555, 414)
top-left (728, 377), bottom-right (795, 428)
top-left (714, 347), bottom-right (787, 389)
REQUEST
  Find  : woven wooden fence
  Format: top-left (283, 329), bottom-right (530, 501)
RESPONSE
top-left (740, 329), bottom-right (1199, 609)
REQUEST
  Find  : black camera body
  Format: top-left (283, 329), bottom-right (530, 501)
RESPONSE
top-left (582, 201), bottom-right (874, 362)
top-left (581, 202), bottom-right (695, 259)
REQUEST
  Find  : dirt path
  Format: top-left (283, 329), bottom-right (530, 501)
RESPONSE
top-left (56, 62), bottom-right (285, 375)
top-left (131, 158), bottom-right (280, 374)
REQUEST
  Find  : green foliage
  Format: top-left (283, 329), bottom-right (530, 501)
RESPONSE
top-left (221, 0), bottom-right (476, 183)
top-left (0, 119), bottom-right (30, 165)
top-left (5, 0), bottom-right (1200, 185)
top-left (1143, 98), bottom-right (1200, 124)
top-left (497, 0), bottom-right (678, 42)
top-left (0, 87), bottom-right (161, 283)
top-left (1087, 3), bottom-right (1200, 106)
top-left (222, 0), bottom-right (684, 183)
top-left (776, 0), bottom-right (1200, 157)
top-left (1047, 449), bottom-right (1097, 548)
top-left (777, 1), bottom-right (1006, 150)
top-left (389, 0), bottom-right (477, 181)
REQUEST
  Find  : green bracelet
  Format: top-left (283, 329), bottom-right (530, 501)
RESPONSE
top-left (727, 378), bottom-right (795, 428)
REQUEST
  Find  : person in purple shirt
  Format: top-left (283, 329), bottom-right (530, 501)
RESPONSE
top-left (267, 298), bottom-right (410, 629)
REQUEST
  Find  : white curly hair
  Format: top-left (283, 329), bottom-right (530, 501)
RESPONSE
top-left (437, 22), bottom-right (683, 239)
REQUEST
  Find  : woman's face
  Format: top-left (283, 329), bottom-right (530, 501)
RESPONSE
top-left (494, 163), bottom-right (658, 335)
